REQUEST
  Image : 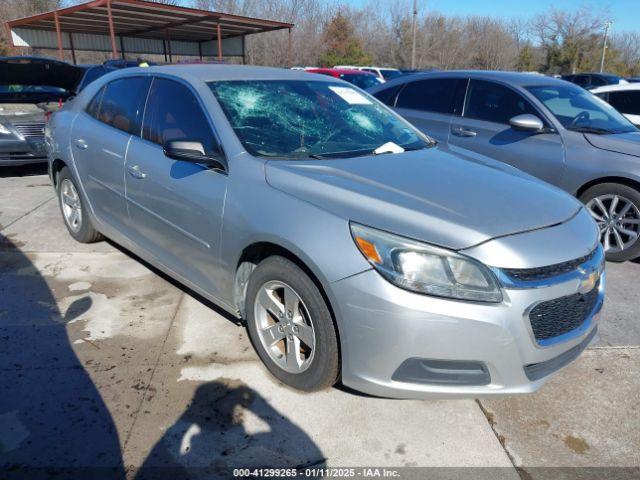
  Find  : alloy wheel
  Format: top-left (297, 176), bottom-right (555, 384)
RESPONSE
top-left (587, 194), bottom-right (640, 253)
top-left (60, 179), bottom-right (83, 233)
top-left (253, 280), bottom-right (316, 374)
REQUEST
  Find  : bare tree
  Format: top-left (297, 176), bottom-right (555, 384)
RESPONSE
top-left (531, 6), bottom-right (607, 74)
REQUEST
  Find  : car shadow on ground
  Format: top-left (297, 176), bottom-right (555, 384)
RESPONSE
top-left (0, 233), bottom-right (126, 479)
top-left (134, 380), bottom-right (326, 480)
top-left (0, 233), bottom-right (325, 479)
top-left (0, 164), bottom-right (48, 178)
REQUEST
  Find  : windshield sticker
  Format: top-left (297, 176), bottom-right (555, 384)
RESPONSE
top-left (329, 86), bottom-right (372, 105)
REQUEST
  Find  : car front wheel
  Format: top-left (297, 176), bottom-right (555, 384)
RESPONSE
top-left (581, 182), bottom-right (640, 262)
top-left (245, 256), bottom-right (340, 391)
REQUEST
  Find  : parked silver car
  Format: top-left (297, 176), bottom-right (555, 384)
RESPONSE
top-left (46, 65), bottom-right (604, 398)
top-left (369, 71), bottom-right (640, 262)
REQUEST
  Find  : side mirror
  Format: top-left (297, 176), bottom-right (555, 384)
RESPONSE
top-left (509, 114), bottom-right (545, 132)
top-left (163, 140), bottom-right (226, 171)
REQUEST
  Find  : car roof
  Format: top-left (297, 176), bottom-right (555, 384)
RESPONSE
top-left (367, 70), bottom-right (570, 93)
top-left (591, 83), bottom-right (640, 93)
top-left (106, 64), bottom-right (344, 83)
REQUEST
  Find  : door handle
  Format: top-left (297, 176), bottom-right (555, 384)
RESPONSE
top-left (127, 164), bottom-right (147, 179)
top-left (74, 139), bottom-right (88, 150)
top-left (451, 127), bottom-right (477, 138)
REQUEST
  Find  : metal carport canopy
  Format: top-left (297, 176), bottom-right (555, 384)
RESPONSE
top-left (5, 0), bottom-right (294, 64)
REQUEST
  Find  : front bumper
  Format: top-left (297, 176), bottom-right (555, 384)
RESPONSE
top-left (330, 268), bottom-right (604, 399)
top-left (0, 138), bottom-right (48, 166)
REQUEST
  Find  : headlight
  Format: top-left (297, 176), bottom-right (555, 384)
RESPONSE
top-left (350, 223), bottom-right (503, 303)
top-left (0, 123), bottom-right (11, 135)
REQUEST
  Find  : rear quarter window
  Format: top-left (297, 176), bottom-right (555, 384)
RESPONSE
top-left (87, 77), bottom-right (151, 135)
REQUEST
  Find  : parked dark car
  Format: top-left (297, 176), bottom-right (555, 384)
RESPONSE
top-left (562, 72), bottom-right (628, 90)
top-left (627, 77), bottom-right (640, 84)
top-left (76, 64), bottom-right (111, 92)
top-left (76, 59), bottom-right (157, 92)
top-left (369, 71), bottom-right (640, 261)
top-left (0, 57), bottom-right (83, 166)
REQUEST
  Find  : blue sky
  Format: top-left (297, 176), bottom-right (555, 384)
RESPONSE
top-left (347, 0), bottom-right (640, 33)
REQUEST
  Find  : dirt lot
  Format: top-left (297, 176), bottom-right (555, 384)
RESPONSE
top-left (1, 166), bottom-right (639, 479)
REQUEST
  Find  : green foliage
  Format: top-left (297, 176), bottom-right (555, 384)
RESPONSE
top-left (318, 12), bottom-right (370, 67)
top-left (517, 44), bottom-right (535, 71)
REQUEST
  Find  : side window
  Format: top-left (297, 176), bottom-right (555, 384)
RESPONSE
top-left (590, 76), bottom-right (607, 87)
top-left (91, 77), bottom-right (151, 135)
top-left (142, 78), bottom-right (220, 155)
top-left (372, 84), bottom-right (404, 106)
top-left (464, 80), bottom-right (538, 124)
top-left (395, 78), bottom-right (464, 114)
top-left (573, 75), bottom-right (590, 87)
top-left (609, 91), bottom-right (640, 115)
top-left (86, 86), bottom-right (105, 119)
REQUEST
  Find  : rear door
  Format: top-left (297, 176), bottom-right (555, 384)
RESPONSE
top-left (607, 90), bottom-right (640, 127)
top-left (70, 76), bottom-right (150, 229)
top-left (393, 77), bottom-right (467, 143)
top-left (448, 79), bottom-right (565, 186)
top-left (124, 77), bottom-right (228, 297)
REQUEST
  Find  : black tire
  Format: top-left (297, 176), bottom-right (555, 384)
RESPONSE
top-left (580, 182), bottom-right (640, 262)
top-left (56, 167), bottom-right (103, 243)
top-left (245, 256), bottom-right (340, 391)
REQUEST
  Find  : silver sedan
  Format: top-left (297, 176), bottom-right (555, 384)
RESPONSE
top-left (46, 65), bottom-right (603, 398)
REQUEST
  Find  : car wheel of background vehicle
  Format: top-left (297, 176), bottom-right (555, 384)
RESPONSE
top-left (245, 256), bottom-right (339, 391)
top-left (57, 167), bottom-right (103, 243)
top-left (580, 182), bottom-right (640, 262)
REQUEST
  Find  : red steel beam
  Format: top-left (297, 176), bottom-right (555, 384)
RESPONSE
top-left (106, 0), bottom-right (119, 59)
top-left (54, 11), bottom-right (64, 60)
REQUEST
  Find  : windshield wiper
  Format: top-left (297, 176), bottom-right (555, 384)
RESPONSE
top-left (567, 126), bottom-right (613, 135)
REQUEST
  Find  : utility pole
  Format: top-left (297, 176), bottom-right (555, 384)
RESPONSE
top-left (600, 20), bottom-right (612, 73)
top-left (410, 0), bottom-right (418, 69)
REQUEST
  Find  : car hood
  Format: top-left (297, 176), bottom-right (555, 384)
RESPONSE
top-left (584, 131), bottom-right (640, 158)
top-left (265, 147), bottom-right (582, 250)
top-left (0, 57), bottom-right (83, 93)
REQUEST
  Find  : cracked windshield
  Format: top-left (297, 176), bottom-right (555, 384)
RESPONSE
top-left (209, 80), bottom-right (429, 159)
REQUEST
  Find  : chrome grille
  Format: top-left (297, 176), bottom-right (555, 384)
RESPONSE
top-left (13, 122), bottom-right (45, 139)
top-left (502, 249), bottom-right (597, 283)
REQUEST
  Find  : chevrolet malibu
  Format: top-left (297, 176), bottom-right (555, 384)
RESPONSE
top-left (46, 65), bottom-right (604, 398)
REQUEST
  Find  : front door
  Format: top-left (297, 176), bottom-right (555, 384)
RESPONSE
top-left (448, 79), bottom-right (565, 187)
top-left (125, 77), bottom-right (228, 297)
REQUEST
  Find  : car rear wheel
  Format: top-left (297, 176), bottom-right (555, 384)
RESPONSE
top-left (581, 183), bottom-right (640, 262)
top-left (57, 167), bottom-right (103, 243)
top-left (245, 256), bottom-right (339, 391)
